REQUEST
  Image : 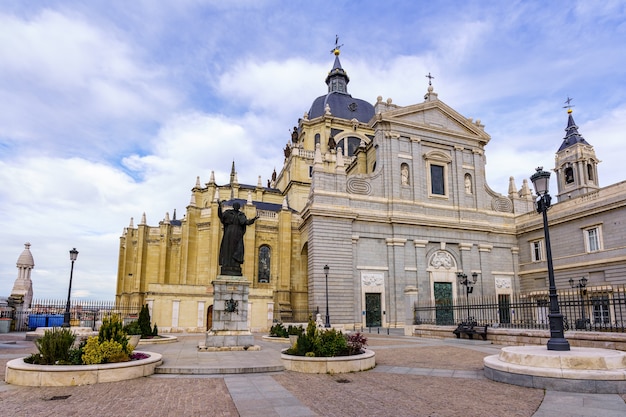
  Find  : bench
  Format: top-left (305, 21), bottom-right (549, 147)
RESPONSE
top-left (453, 322), bottom-right (488, 340)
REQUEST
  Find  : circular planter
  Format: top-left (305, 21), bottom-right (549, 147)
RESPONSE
top-left (281, 349), bottom-right (375, 374)
top-left (127, 334), bottom-right (141, 348)
top-left (137, 334), bottom-right (177, 345)
top-left (4, 351), bottom-right (162, 387)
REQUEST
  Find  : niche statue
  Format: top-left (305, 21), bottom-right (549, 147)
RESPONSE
top-left (218, 201), bottom-right (258, 276)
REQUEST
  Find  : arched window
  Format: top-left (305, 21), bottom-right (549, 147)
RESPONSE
top-left (258, 245), bottom-right (271, 283)
top-left (564, 167), bottom-right (574, 184)
top-left (587, 164), bottom-right (594, 181)
top-left (336, 137), bottom-right (362, 156)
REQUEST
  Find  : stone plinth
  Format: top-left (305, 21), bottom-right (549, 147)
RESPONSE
top-left (204, 275), bottom-right (255, 349)
top-left (484, 345), bottom-right (626, 393)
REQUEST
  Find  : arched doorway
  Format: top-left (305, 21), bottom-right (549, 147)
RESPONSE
top-left (206, 305), bottom-right (213, 331)
top-left (427, 250), bottom-right (458, 325)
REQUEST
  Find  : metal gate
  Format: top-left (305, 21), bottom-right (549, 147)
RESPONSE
top-left (434, 282), bottom-right (453, 325)
top-left (365, 293), bottom-right (382, 327)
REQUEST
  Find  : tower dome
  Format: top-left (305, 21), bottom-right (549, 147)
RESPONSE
top-left (17, 242), bottom-right (34, 267)
top-left (307, 48), bottom-right (374, 123)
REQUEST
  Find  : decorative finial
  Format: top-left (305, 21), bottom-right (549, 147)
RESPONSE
top-left (426, 72), bottom-right (435, 86)
top-left (563, 96), bottom-right (575, 114)
top-left (331, 35), bottom-right (343, 56)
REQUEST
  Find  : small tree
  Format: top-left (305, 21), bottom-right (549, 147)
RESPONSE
top-left (138, 304), bottom-right (152, 338)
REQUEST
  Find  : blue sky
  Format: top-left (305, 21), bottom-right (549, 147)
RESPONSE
top-left (1, 1), bottom-right (625, 300)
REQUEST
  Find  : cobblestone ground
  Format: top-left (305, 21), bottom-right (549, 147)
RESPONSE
top-left (273, 337), bottom-right (544, 417)
top-left (1, 333), bottom-right (545, 417)
top-left (0, 377), bottom-right (237, 417)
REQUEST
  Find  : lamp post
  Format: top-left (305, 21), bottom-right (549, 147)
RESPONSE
top-left (530, 167), bottom-right (570, 351)
top-left (62, 248), bottom-right (79, 328)
top-left (324, 264), bottom-right (331, 328)
top-left (569, 277), bottom-right (588, 330)
top-left (457, 272), bottom-right (478, 323)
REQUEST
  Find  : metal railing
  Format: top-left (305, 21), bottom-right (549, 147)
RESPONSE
top-left (2, 299), bottom-right (142, 332)
top-left (414, 285), bottom-right (626, 332)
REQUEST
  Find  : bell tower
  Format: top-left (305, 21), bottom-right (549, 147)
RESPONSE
top-left (555, 100), bottom-right (600, 202)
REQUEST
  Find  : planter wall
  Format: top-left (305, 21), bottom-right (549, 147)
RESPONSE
top-left (5, 351), bottom-right (162, 387)
top-left (281, 349), bottom-right (375, 374)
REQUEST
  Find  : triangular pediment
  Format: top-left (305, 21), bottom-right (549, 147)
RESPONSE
top-left (374, 99), bottom-right (491, 143)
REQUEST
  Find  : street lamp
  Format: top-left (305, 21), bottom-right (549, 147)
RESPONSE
top-left (62, 248), bottom-right (79, 328)
top-left (457, 271), bottom-right (478, 323)
top-left (530, 167), bottom-right (570, 351)
top-left (569, 277), bottom-right (588, 330)
top-left (324, 264), bottom-right (331, 328)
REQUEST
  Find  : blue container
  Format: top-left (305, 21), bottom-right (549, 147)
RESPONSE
top-left (47, 314), bottom-right (65, 327)
top-left (28, 314), bottom-right (46, 329)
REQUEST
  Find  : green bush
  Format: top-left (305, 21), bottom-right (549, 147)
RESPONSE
top-left (138, 304), bottom-right (152, 338)
top-left (82, 337), bottom-right (129, 364)
top-left (314, 328), bottom-right (348, 357)
top-left (98, 315), bottom-right (131, 355)
top-left (152, 323), bottom-right (159, 336)
top-left (286, 317), bottom-right (365, 358)
top-left (287, 325), bottom-right (304, 336)
top-left (123, 320), bottom-right (142, 335)
top-left (269, 322), bottom-right (288, 338)
top-left (26, 327), bottom-right (76, 365)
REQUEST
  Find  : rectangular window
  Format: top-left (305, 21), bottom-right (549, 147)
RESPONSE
top-left (430, 164), bottom-right (445, 195)
top-left (592, 296), bottom-right (610, 325)
top-left (530, 240), bottom-right (543, 262)
top-left (584, 226), bottom-right (602, 252)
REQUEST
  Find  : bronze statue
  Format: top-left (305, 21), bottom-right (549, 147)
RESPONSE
top-left (328, 136), bottom-right (336, 150)
top-left (291, 126), bottom-right (298, 143)
top-left (218, 201), bottom-right (258, 276)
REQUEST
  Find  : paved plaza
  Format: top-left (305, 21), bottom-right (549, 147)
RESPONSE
top-left (2, 330), bottom-right (626, 416)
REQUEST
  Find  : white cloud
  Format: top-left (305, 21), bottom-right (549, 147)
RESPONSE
top-left (1, 1), bottom-right (625, 301)
top-left (0, 9), bottom-right (180, 158)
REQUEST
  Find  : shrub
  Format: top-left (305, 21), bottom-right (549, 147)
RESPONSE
top-left (287, 325), bottom-right (304, 336)
top-left (98, 315), bottom-right (131, 355)
top-left (123, 320), bottom-right (142, 335)
top-left (152, 324), bottom-right (158, 336)
top-left (285, 318), bottom-right (366, 358)
top-left (269, 322), bottom-right (288, 338)
top-left (346, 332), bottom-right (368, 355)
top-left (138, 304), bottom-right (152, 338)
top-left (29, 327), bottom-right (76, 365)
top-left (82, 337), bottom-right (129, 364)
top-left (315, 328), bottom-right (348, 357)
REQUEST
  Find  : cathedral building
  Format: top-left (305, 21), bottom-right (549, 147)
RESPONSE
top-left (116, 48), bottom-right (626, 332)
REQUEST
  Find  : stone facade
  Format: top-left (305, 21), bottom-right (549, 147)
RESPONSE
top-left (116, 51), bottom-right (626, 332)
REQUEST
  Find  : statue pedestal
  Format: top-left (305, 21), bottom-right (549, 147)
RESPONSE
top-left (203, 275), bottom-right (256, 350)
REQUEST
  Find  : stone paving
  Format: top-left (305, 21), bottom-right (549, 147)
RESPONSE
top-left (1, 330), bottom-right (626, 416)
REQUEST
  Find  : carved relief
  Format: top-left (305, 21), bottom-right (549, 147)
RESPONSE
top-left (430, 251), bottom-right (454, 269)
top-left (361, 272), bottom-right (384, 286)
top-left (491, 197), bottom-right (513, 213)
top-left (347, 178), bottom-right (372, 195)
top-left (495, 277), bottom-right (512, 289)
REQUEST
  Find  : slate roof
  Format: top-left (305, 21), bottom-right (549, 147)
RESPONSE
top-left (558, 112), bottom-right (591, 152)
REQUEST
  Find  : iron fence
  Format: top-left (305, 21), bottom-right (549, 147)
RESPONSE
top-left (273, 308), bottom-right (316, 324)
top-left (414, 285), bottom-right (626, 332)
top-left (2, 300), bottom-right (142, 332)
